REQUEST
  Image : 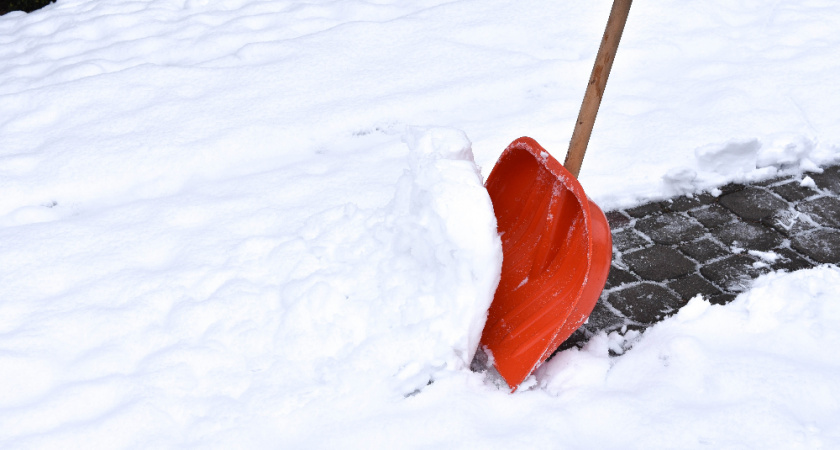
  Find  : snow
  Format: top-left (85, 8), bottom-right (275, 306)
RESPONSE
top-left (1, 0), bottom-right (840, 448)
top-left (536, 267), bottom-right (840, 448)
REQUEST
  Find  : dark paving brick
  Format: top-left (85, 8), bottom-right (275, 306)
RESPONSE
top-left (555, 328), bottom-right (588, 352)
top-left (701, 254), bottom-right (769, 293)
top-left (708, 293), bottom-right (737, 306)
top-left (770, 247), bottom-right (814, 272)
top-left (763, 208), bottom-right (818, 237)
top-left (622, 245), bottom-right (696, 281)
top-left (719, 187), bottom-right (787, 222)
top-left (584, 301), bottom-right (626, 331)
top-left (771, 181), bottom-right (819, 202)
top-left (634, 213), bottom-right (706, 245)
top-left (688, 204), bottom-right (738, 229)
top-left (715, 221), bottom-right (784, 251)
top-left (797, 197), bottom-right (840, 228)
top-left (665, 193), bottom-right (716, 212)
top-left (612, 228), bottom-right (649, 252)
top-left (604, 265), bottom-right (639, 289)
top-left (607, 283), bottom-right (684, 324)
top-left (605, 211), bottom-right (631, 230)
top-left (718, 183), bottom-right (747, 195)
top-left (679, 238), bottom-right (729, 263)
top-left (667, 274), bottom-right (722, 301)
top-left (626, 202), bottom-right (666, 218)
top-left (791, 229), bottom-right (840, 264)
top-left (809, 166), bottom-right (840, 194)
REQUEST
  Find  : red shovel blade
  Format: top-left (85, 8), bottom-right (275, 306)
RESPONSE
top-left (480, 137), bottom-right (612, 389)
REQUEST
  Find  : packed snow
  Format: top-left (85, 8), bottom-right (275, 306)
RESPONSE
top-left (1, 0), bottom-right (839, 448)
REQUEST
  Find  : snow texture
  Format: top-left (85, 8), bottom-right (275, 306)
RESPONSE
top-left (1, 0), bottom-right (840, 448)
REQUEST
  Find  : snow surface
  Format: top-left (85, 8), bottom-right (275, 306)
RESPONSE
top-left (2, 0), bottom-right (840, 448)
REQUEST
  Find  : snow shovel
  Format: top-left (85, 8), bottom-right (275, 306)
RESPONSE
top-left (479, 0), bottom-right (631, 389)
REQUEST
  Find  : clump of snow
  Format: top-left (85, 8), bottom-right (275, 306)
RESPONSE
top-left (663, 135), bottom-right (830, 198)
top-left (757, 135), bottom-right (820, 172)
top-left (273, 127), bottom-right (502, 398)
top-left (695, 138), bottom-right (762, 176)
top-left (385, 127), bottom-right (502, 393)
top-left (661, 166), bottom-right (699, 195)
top-left (749, 249), bottom-right (780, 268)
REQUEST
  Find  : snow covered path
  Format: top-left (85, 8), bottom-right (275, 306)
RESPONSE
top-left (2, 0), bottom-right (840, 448)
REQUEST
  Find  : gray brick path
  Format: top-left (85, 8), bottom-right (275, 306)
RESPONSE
top-left (559, 164), bottom-right (840, 352)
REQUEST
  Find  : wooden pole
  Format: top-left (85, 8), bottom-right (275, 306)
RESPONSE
top-left (564, 0), bottom-right (632, 178)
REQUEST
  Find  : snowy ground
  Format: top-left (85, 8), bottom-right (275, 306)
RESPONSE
top-left (2, 0), bottom-right (840, 448)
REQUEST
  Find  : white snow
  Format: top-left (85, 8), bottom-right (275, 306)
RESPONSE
top-left (750, 249), bottom-right (780, 266)
top-left (2, 0), bottom-right (840, 448)
top-left (534, 267), bottom-right (840, 448)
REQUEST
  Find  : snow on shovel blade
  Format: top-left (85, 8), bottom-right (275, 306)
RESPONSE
top-left (480, 137), bottom-right (612, 390)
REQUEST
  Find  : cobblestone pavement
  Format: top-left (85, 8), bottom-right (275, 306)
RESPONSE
top-left (560, 164), bottom-right (840, 351)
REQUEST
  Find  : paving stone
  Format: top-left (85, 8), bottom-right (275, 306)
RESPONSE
top-left (612, 228), bottom-right (649, 252)
top-left (719, 187), bottom-right (788, 221)
top-left (622, 245), bottom-right (696, 281)
top-left (708, 293), bottom-right (737, 305)
top-left (715, 221), bottom-right (784, 251)
top-left (626, 202), bottom-right (666, 218)
top-left (718, 183), bottom-right (747, 195)
top-left (679, 238), bottom-right (729, 263)
top-left (688, 204), bottom-right (738, 229)
top-left (771, 181), bottom-right (819, 202)
top-left (762, 208), bottom-right (818, 237)
top-left (604, 265), bottom-right (639, 289)
top-left (808, 165), bottom-right (840, 194)
top-left (770, 247), bottom-right (814, 272)
top-left (791, 229), bottom-right (840, 264)
top-left (667, 274), bottom-right (722, 301)
top-left (665, 193), bottom-right (716, 212)
top-left (607, 283), bottom-right (684, 325)
top-left (555, 328), bottom-right (589, 352)
top-left (797, 196), bottom-right (840, 228)
top-left (634, 213), bottom-right (706, 245)
top-left (700, 255), bottom-right (769, 293)
top-left (606, 211), bottom-right (631, 230)
top-left (583, 300), bottom-right (626, 331)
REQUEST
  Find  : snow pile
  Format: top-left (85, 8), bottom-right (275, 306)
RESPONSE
top-left (663, 135), bottom-right (828, 197)
top-left (288, 126), bottom-right (501, 397)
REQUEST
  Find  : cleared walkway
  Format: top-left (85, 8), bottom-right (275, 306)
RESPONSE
top-left (561, 164), bottom-right (840, 351)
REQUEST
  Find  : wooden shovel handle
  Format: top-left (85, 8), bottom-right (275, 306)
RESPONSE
top-left (564, 0), bottom-right (632, 178)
